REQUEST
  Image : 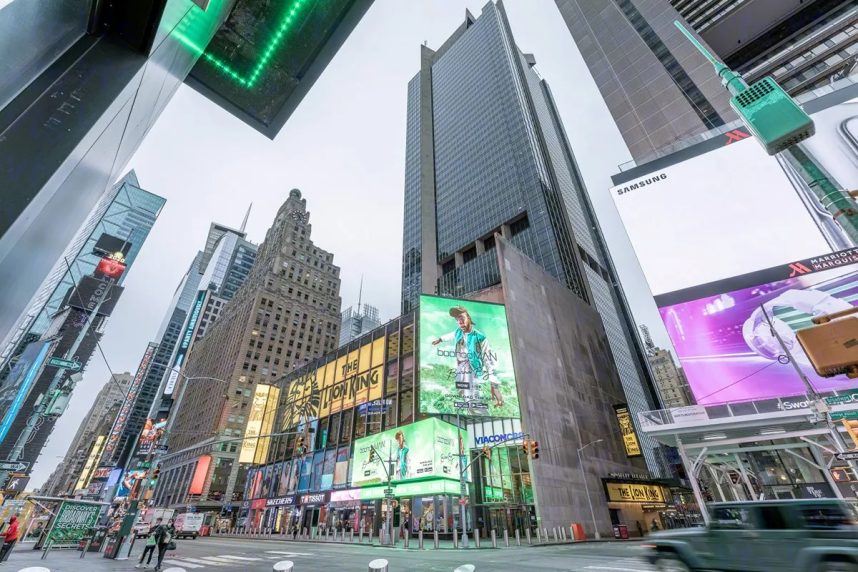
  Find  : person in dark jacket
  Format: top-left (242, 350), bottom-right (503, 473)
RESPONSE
top-left (152, 518), bottom-right (176, 571)
top-left (0, 515), bottom-right (19, 562)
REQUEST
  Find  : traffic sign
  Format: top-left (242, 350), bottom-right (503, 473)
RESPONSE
top-left (826, 394), bottom-right (858, 406)
top-left (383, 488), bottom-right (393, 495)
top-left (0, 461), bottom-right (28, 472)
top-left (830, 411), bottom-right (858, 421)
top-left (835, 451), bottom-right (858, 461)
top-left (47, 357), bottom-right (81, 371)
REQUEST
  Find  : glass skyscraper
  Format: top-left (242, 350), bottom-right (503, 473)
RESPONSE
top-left (401, 1), bottom-right (664, 474)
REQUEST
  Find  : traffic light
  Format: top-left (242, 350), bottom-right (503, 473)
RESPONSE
top-left (295, 434), bottom-right (305, 453)
top-left (481, 445), bottom-right (491, 461)
top-left (369, 447), bottom-right (378, 463)
top-left (521, 439), bottom-right (530, 456)
top-left (529, 441), bottom-right (540, 460)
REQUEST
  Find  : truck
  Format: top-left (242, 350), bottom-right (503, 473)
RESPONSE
top-left (174, 512), bottom-right (205, 539)
top-left (133, 508), bottom-right (175, 537)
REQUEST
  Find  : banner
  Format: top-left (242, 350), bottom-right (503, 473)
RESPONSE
top-left (418, 295), bottom-right (519, 418)
top-left (613, 404), bottom-right (642, 457)
top-left (47, 501), bottom-right (101, 546)
top-left (350, 418), bottom-right (468, 487)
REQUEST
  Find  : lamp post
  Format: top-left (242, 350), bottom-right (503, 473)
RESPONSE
top-left (577, 439), bottom-right (603, 540)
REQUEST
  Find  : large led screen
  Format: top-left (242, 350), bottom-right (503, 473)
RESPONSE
top-left (658, 249), bottom-right (858, 404)
top-left (418, 294), bottom-right (519, 418)
top-left (350, 418), bottom-right (467, 487)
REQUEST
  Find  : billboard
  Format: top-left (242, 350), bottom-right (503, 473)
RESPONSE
top-left (350, 418), bottom-right (468, 487)
top-left (62, 275), bottom-right (124, 317)
top-left (658, 249), bottom-right (858, 404)
top-left (613, 405), bottom-right (642, 457)
top-left (0, 341), bottom-right (50, 445)
top-left (611, 98), bottom-right (858, 298)
top-left (418, 295), bottom-right (519, 418)
top-left (136, 419), bottom-right (166, 456)
top-left (100, 343), bottom-right (156, 462)
top-left (239, 384), bottom-right (279, 464)
top-left (46, 501), bottom-right (102, 546)
top-left (163, 289), bottom-right (207, 395)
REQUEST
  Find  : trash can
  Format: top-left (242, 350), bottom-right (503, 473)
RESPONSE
top-left (571, 523), bottom-right (585, 541)
top-left (89, 527), bottom-right (108, 551)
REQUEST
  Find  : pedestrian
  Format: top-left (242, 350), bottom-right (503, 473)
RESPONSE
top-left (152, 518), bottom-right (176, 571)
top-left (635, 521), bottom-right (644, 538)
top-left (0, 515), bottom-right (19, 562)
top-left (136, 520), bottom-right (160, 569)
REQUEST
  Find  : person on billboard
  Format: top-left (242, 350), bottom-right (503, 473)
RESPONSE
top-left (742, 287), bottom-right (852, 363)
top-left (394, 431), bottom-right (409, 480)
top-left (430, 305), bottom-right (503, 409)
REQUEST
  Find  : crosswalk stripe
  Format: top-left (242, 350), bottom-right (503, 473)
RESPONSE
top-left (265, 551), bottom-right (313, 556)
top-left (163, 559), bottom-right (203, 569)
top-left (177, 556), bottom-right (230, 566)
top-left (199, 556), bottom-right (243, 563)
top-left (217, 555), bottom-right (264, 561)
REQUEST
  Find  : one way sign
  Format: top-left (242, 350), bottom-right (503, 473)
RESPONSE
top-left (835, 451), bottom-right (858, 462)
top-left (0, 461), bottom-right (28, 472)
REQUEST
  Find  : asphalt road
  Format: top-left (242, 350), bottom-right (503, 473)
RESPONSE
top-left (7, 536), bottom-right (655, 571)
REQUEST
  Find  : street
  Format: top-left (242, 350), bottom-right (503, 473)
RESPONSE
top-left (6, 537), bottom-right (654, 571)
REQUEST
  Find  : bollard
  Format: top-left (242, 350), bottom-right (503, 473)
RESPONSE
top-left (475, 528), bottom-right (481, 549)
top-left (515, 529), bottom-right (521, 546)
top-left (326, 528), bottom-right (331, 541)
top-left (526, 528), bottom-right (531, 545)
top-left (543, 527), bottom-right (548, 542)
top-left (569, 526), bottom-right (575, 542)
top-left (80, 536), bottom-right (92, 558)
top-left (127, 534), bottom-right (137, 558)
top-left (503, 529), bottom-right (509, 547)
top-left (552, 528), bottom-right (558, 542)
top-left (350, 530), bottom-right (355, 543)
top-left (454, 566), bottom-right (475, 572)
top-left (369, 528), bottom-right (374, 545)
top-left (433, 530), bottom-right (439, 549)
top-left (360, 525), bottom-right (364, 543)
top-left (418, 530), bottom-right (424, 550)
top-left (561, 527), bottom-right (567, 541)
top-left (453, 527), bottom-right (459, 549)
top-left (491, 529), bottom-right (497, 548)
top-left (303, 527), bottom-right (308, 540)
top-left (273, 561), bottom-right (294, 571)
top-left (369, 558), bottom-right (389, 572)
top-left (536, 528), bottom-right (541, 543)
top-left (404, 531), bottom-right (409, 549)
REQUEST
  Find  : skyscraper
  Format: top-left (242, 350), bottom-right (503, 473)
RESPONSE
top-left (401, 1), bottom-right (663, 474)
top-left (155, 189), bottom-right (342, 509)
top-left (339, 304), bottom-right (381, 346)
top-left (0, 172), bottom-right (164, 479)
top-left (43, 372), bottom-right (133, 497)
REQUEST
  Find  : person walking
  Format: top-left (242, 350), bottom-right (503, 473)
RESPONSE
top-left (152, 518), bottom-right (176, 571)
top-left (0, 515), bottom-right (19, 562)
top-left (136, 520), bottom-right (160, 569)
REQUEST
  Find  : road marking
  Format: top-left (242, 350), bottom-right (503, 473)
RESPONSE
top-left (177, 556), bottom-right (230, 566)
top-left (198, 556), bottom-right (242, 563)
top-left (265, 551), bottom-right (313, 556)
top-left (584, 566), bottom-right (647, 572)
top-left (217, 555), bottom-right (264, 561)
top-left (164, 559), bottom-right (203, 568)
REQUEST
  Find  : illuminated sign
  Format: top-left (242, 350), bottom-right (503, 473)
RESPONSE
top-left (604, 482), bottom-right (669, 504)
top-left (0, 342), bottom-right (50, 445)
top-left (266, 496), bottom-right (295, 507)
top-left (100, 344), bottom-right (156, 462)
top-left (298, 492), bottom-right (329, 505)
top-left (164, 290), bottom-right (208, 395)
top-left (136, 419), bottom-right (166, 456)
top-left (75, 435), bottom-right (106, 490)
top-left (240, 385), bottom-right (280, 464)
top-left (418, 295), bottom-right (520, 418)
top-left (63, 275), bottom-right (124, 317)
top-left (95, 256), bottom-right (126, 280)
top-left (282, 336), bottom-right (386, 428)
top-left (614, 404), bottom-right (642, 457)
top-left (189, 455), bottom-right (212, 495)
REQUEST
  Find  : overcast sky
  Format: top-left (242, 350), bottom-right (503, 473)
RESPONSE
top-left (31, 0), bottom-right (671, 488)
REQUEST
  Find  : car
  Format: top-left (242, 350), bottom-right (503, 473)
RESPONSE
top-left (645, 499), bottom-right (858, 572)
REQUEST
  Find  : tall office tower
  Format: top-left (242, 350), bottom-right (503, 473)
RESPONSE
top-left (43, 372), bottom-right (133, 497)
top-left (640, 325), bottom-right (692, 409)
top-left (402, 1), bottom-right (663, 474)
top-left (339, 303), bottom-right (381, 346)
top-left (0, 0), bottom-right (372, 352)
top-left (0, 173), bottom-right (164, 479)
top-left (669, 0), bottom-right (857, 97)
top-left (554, 0), bottom-right (736, 163)
top-left (156, 189), bottom-right (341, 509)
top-left (108, 220), bottom-right (258, 472)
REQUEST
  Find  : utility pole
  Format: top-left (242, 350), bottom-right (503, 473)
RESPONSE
top-left (577, 439), bottom-right (603, 540)
top-left (456, 414), bottom-right (468, 548)
top-left (0, 274), bottom-right (113, 488)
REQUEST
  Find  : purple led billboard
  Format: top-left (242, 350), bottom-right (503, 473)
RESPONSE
top-left (657, 248), bottom-right (858, 405)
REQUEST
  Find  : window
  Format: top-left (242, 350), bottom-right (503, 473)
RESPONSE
top-left (756, 506), bottom-right (790, 530)
top-left (710, 507), bottom-right (752, 529)
top-left (800, 505), bottom-right (857, 529)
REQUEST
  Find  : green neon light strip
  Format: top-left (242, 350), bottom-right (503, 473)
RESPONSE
top-left (174, 0), bottom-right (310, 89)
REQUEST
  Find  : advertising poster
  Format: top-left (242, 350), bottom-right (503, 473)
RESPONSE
top-left (136, 418), bottom-right (166, 456)
top-left (658, 249), bottom-right (858, 404)
top-left (613, 404), bottom-right (642, 457)
top-left (350, 418), bottom-right (469, 487)
top-left (47, 501), bottom-right (102, 546)
top-left (418, 295), bottom-right (519, 418)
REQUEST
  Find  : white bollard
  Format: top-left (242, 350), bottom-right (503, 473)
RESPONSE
top-left (18, 568), bottom-right (51, 572)
top-left (369, 558), bottom-right (389, 572)
top-left (454, 566), bottom-right (476, 572)
top-left (273, 561), bottom-right (294, 571)
top-left (503, 529), bottom-right (509, 547)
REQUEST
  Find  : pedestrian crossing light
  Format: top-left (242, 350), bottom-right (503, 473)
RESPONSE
top-left (675, 21), bottom-right (814, 155)
top-left (482, 445), bottom-right (492, 461)
top-left (529, 441), bottom-right (540, 460)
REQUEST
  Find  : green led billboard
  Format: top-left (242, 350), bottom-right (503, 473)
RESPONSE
top-left (418, 295), bottom-right (520, 418)
top-left (350, 418), bottom-right (468, 487)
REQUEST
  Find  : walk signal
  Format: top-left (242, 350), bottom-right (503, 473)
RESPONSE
top-left (529, 441), bottom-right (540, 460)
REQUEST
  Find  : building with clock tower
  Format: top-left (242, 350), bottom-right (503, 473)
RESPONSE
top-left (155, 189), bottom-right (342, 511)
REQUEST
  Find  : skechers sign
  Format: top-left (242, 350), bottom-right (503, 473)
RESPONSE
top-left (164, 290), bottom-right (207, 395)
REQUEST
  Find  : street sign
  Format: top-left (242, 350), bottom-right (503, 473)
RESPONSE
top-left (826, 394), bottom-right (858, 406)
top-left (835, 451), bottom-right (858, 461)
top-left (47, 357), bottom-right (81, 371)
top-left (0, 461), bottom-right (28, 472)
top-left (830, 411), bottom-right (858, 421)
top-left (383, 488), bottom-right (393, 495)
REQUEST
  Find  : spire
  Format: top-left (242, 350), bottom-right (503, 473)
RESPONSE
top-left (240, 203), bottom-right (252, 233)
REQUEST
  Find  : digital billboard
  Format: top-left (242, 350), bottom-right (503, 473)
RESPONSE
top-left (240, 384), bottom-right (280, 464)
top-left (611, 98), bottom-right (858, 297)
top-left (350, 418), bottom-right (468, 487)
top-left (658, 249), bottom-right (858, 404)
top-left (418, 295), bottom-right (519, 418)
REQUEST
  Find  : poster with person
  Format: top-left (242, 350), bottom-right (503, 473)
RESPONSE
top-left (418, 294), bottom-right (519, 418)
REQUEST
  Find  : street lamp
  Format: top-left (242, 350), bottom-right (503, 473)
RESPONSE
top-left (577, 438), bottom-right (603, 540)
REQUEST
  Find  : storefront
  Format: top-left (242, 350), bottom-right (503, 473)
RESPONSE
top-left (602, 477), bottom-right (674, 536)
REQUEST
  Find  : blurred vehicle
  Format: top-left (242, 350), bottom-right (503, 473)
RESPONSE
top-left (173, 512), bottom-right (204, 539)
top-left (646, 499), bottom-right (858, 571)
top-left (132, 507), bottom-right (175, 537)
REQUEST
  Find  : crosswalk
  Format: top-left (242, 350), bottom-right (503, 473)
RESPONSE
top-left (158, 552), bottom-right (307, 569)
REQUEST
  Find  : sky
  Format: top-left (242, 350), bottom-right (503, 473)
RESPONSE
top-left (31, 0), bottom-right (671, 488)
